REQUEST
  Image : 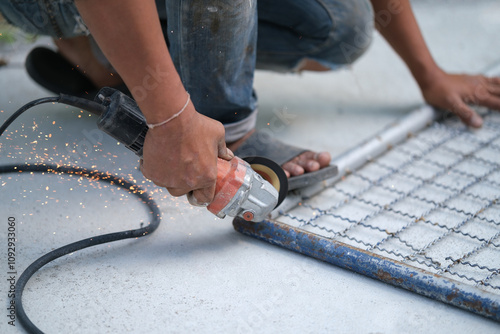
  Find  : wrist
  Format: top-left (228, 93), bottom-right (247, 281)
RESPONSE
top-left (146, 99), bottom-right (197, 137)
top-left (138, 83), bottom-right (192, 124)
top-left (147, 92), bottom-right (191, 129)
top-left (410, 60), bottom-right (445, 91)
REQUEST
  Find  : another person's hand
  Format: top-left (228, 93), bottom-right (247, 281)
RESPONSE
top-left (140, 103), bottom-right (233, 205)
top-left (420, 71), bottom-right (500, 128)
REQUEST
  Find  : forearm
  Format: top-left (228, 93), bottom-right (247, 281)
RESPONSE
top-left (371, 0), bottom-right (443, 89)
top-left (75, 0), bottom-right (187, 123)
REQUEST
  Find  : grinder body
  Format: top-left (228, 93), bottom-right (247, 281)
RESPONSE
top-left (94, 88), bottom-right (284, 221)
top-left (204, 157), bottom-right (278, 222)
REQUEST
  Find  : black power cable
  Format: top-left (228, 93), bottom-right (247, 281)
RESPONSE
top-left (1, 98), bottom-right (162, 333)
top-left (0, 97), bottom-right (59, 135)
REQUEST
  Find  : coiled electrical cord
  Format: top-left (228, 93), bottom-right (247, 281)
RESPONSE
top-left (0, 97), bottom-right (162, 334)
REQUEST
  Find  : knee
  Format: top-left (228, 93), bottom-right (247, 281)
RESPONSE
top-left (0, 1), bottom-right (88, 38)
top-left (193, 0), bottom-right (256, 34)
top-left (320, 0), bottom-right (374, 66)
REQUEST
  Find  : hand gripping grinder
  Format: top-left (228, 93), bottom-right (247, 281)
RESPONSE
top-left (92, 88), bottom-right (288, 222)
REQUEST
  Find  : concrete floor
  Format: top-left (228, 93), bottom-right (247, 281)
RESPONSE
top-left (1, 1), bottom-right (500, 333)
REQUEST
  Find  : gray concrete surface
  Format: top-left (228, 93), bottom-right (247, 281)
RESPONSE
top-left (1, 1), bottom-right (500, 333)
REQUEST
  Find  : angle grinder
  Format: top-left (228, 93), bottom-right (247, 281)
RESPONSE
top-left (0, 87), bottom-right (289, 334)
top-left (92, 87), bottom-right (288, 222)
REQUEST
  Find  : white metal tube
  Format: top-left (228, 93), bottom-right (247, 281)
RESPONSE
top-left (272, 105), bottom-right (437, 218)
top-left (272, 60), bottom-right (500, 219)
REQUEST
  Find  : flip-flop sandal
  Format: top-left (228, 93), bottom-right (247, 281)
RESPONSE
top-left (25, 47), bottom-right (129, 99)
top-left (234, 130), bottom-right (338, 190)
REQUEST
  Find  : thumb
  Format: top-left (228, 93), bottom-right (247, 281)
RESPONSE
top-left (218, 140), bottom-right (234, 161)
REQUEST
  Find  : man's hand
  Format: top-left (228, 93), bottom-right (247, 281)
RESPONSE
top-left (371, 0), bottom-right (500, 127)
top-left (140, 104), bottom-right (234, 205)
top-left (421, 71), bottom-right (500, 128)
top-left (75, 1), bottom-right (235, 203)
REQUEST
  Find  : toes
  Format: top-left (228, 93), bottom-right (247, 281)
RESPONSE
top-left (292, 151), bottom-right (331, 171)
top-left (281, 151), bottom-right (332, 177)
top-left (299, 159), bottom-right (320, 173)
top-left (282, 161), bottom-right (305, 177)
top-left (316, 151), bottom-right (332, 168)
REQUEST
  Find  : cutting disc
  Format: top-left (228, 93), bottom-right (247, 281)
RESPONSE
top-left (243, 156), bottom-right (288, 208)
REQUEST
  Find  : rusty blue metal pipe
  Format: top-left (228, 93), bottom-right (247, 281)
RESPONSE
top-left (233, 217), bottom-right (500, 322)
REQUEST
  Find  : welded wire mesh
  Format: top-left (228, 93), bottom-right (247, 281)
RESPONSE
top-left (235, 107), bottom-right (500, 321)
top-left (279, 109), bottom-right (500, 295)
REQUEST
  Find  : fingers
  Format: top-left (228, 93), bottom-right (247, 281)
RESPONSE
top-left (474, 76), bottom-right (500, 111)
top-left (486, 83), bottom-right (500, 96)
top-left (185, 185), bottom-right (216, 206)
top-left (452, 98), bottom-right (483, 128)
top-left (187, 191), bottom-right (207, 207)
top-left (487, 76), bottom-right (500, 86)
top-left (140, 157), bottom-right (217, 204)
top-left (164, 175), bottom-right (216, 204)
top-left (166, 185), bottom-right (215, 206)
top-left (478, 95), bottom-right (500, 112)
top-left (439, 74), bottom-right (500, 128)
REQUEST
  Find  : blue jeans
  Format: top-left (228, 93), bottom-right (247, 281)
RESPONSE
top-left (0, 0), bottom-right (373, 140)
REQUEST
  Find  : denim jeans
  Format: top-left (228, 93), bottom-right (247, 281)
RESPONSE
top-left (0, 1), bottom-right (88, 37)
top-left (0, 0), bottom-right (373, 141)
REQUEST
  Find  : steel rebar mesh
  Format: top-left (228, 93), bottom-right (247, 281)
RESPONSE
top-left (277, 109), bottom-right (500, 295)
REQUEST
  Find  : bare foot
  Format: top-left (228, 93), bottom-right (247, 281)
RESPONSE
top-left (281, 151), bottom-right (331, 178)
top-left (227, 129), bottom-right (332, 178)
top-left (54, 36), bottom-right (123, 88)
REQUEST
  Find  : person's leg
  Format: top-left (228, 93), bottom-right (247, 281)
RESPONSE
top-left (54, 36), bottom-right (123, 88)
top-left (163, 0), bottom-right (334, 177)
top-left (0, 0), bottom-right (257, 136)
top-left (256, 0), bottom-right (374, 72)
top-left (164, 0), bottom-right (258, 142)
top-left (0, 1), bottom-right (332, 177)
top-left (0, 0), bottom-right (87, 38)
top-left (244, 0), bottom-right (373, 174)
top-left (0, 1), bottom-right (121, 88)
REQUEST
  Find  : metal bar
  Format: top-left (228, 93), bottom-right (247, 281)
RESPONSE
top-left (233, 217), bottom-right (500, 322)
top-left (244, 61), bottom-right (500, 322)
